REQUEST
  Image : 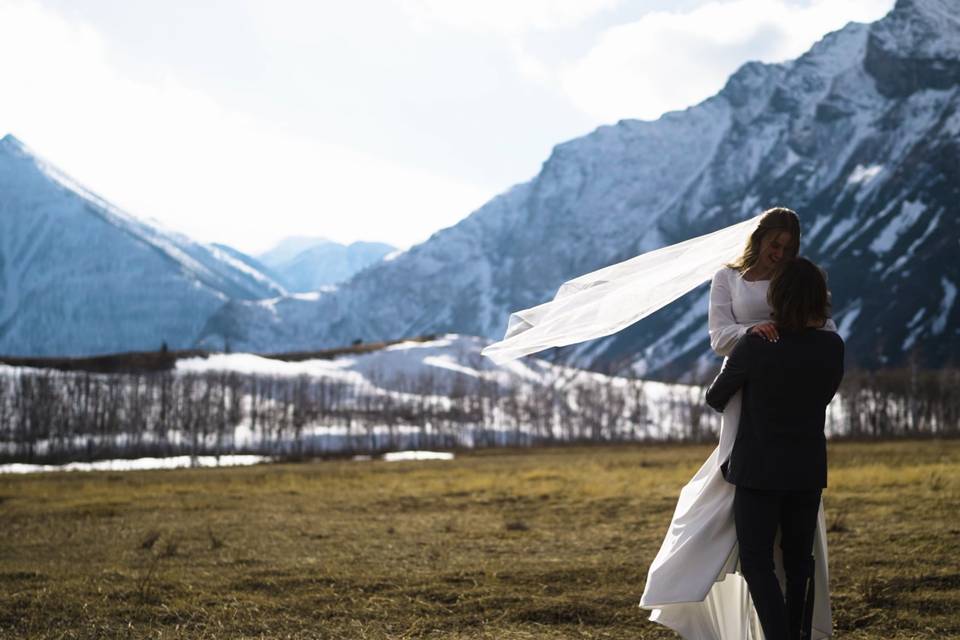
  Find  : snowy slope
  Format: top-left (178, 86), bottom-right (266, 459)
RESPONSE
top-left (0, 134), bottom-right (286, 356)
top-left (179, 333), bottom-right (709, 437)
top-left (181, 334), bottom-right (585, 394)
top-left (202, 0), bottom-right (959, 378)
top-left (258, 236), bottom-right (331, 266)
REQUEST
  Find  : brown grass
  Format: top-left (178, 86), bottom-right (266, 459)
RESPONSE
top-left (1, 440), bottom-right (958, 639)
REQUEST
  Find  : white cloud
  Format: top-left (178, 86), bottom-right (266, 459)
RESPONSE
top-left (560, 0), bottom-right (895, 122)
top-left (0, 0), bottom-right (490, 252)
top-left (398, 0), bottom-right (624, 35)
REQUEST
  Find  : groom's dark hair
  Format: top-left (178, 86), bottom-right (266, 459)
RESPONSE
top-left (767, 257), bottom-right (831, 332)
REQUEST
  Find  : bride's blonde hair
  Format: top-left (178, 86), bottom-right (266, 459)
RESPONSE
top-left (727, 207), bottom-right (801, 273)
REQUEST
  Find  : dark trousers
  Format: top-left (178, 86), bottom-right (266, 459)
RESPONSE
top-left (733, 486), bottom-right (822, 640)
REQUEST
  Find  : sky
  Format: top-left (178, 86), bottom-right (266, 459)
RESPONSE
top-left (0, 0), bottom-right (895, 254)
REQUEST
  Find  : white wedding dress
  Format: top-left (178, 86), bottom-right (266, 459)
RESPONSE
top-left (478, 214), bottom-right (833, 638)
top-left (638, 267), bottom-right (835, 639)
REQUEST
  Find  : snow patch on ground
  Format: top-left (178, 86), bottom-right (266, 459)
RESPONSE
top-left (178, 353), bottom-right (360, 383)
top-left (382, 451), bottom-right (454, 461)
top-left (0, 455), bottom-right (269, 474)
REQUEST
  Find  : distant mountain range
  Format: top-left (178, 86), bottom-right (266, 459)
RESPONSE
top-left (256, 237), bottom-right (396, 293)
top-left (1, 0), bottom-right (956, 378)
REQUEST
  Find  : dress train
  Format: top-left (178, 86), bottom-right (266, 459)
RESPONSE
top-left (639, 391), bottom-right (832, 639)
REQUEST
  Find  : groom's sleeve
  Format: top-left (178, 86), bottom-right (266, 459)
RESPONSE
top-left (705, 336), bottom-right (755, 412)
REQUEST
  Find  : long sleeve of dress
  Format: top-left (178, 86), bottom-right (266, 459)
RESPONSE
top-left (708, 269), bottom-right (752, 357)
top-left (705, 335), bottom-right (757, 412)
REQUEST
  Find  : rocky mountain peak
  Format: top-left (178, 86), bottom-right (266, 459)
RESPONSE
top-left (866, 0), bottom-right (960, 96)
top-left (0, 133), bottom-right (25, 150)
top-left (718, 61), bottom-right (782, 109)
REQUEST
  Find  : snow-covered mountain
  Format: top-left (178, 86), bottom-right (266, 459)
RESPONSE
top-left (258, 238), bottom-right (396, 292)
top-left (211, 242), bottom-right (289, 290)
top-left (0, 134), bottom-right (286, 356)
top-left (258, 236), bottom-right (332, 267)
top-left (200, 0), bottom-right (960, 379)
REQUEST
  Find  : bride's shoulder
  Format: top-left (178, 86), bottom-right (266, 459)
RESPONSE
top-left (712, 265), bottom-right (740, 283)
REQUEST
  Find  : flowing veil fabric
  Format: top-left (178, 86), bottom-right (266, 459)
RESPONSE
top-left (480, 214), bottom-right (765, 364)
top-left (481, 213), bottom-right (833, 639)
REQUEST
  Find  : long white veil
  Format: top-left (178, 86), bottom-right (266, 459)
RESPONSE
top-left (481, 213), bottom-right (764, 364)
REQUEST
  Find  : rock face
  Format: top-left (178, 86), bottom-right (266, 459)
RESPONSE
top-left (865, 0), bottom-right (960, 97)
top-left (199, 0), bottom-right (959, 379)
top-left (0, 135), bottom-right (285, 356)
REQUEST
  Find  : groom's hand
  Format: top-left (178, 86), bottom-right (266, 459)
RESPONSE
top-left (748, 322), bottom-right (779, 342)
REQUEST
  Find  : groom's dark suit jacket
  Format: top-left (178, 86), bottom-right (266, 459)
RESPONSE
top-left (705, 328), bottom-right (844, 491)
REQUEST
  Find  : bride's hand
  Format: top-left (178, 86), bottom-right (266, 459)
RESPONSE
top-left (748, 322), bottom-right (779, 342)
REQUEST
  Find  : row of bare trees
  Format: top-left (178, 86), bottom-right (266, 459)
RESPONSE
top-left (833, 367), bottom-right (960, 438)
top-left (0, 365), bottom-right (956, 464)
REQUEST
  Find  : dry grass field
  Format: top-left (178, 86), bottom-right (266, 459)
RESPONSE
top-left (1, 440), bottom-right (958, 639)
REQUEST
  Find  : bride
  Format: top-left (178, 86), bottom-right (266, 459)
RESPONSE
top-left (481, 207), bottom-right (837, 640)
top-left (638, 207), bottom-right (835, 640)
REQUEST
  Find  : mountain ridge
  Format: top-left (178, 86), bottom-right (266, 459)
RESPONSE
top-left (198, 0), bottom-right (959, 378)
top-left (2, 0), bottom-right (957, 375)
top-left (0, 134), bottom-right (285, 356)
top-left (258, 237), bottom-right (396, 292)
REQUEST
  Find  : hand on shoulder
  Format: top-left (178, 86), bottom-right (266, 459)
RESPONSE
top-left (747, 321), bottom-right (779, 342)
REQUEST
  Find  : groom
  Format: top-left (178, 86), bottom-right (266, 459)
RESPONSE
top-left (705, 257), bottom-right (844, 640)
